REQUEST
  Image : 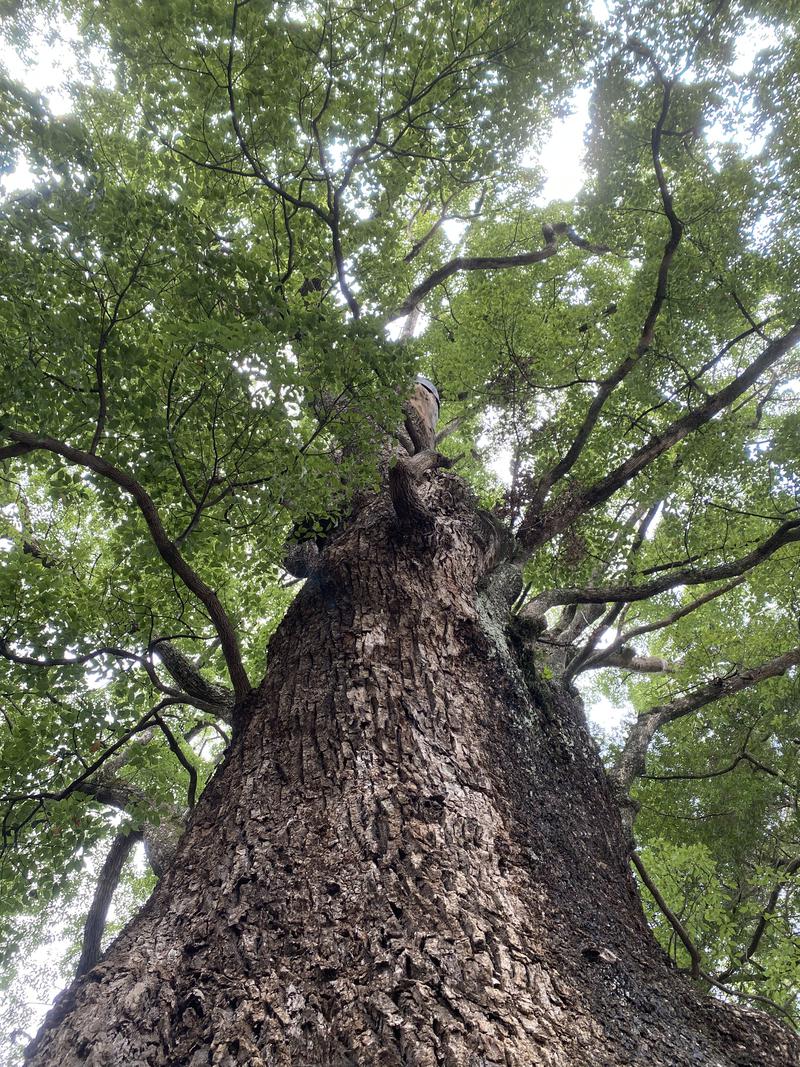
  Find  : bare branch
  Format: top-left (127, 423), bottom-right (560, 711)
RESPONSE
top-left (152, 711), bottom-right (198, 809)
top-left (389, 450), bottom-right (453, 529)
top-left (151, 640), bottom-right (234, 721)
top-left (584, 651), bottom-right (676, 673)
top-left (0, 443), bottom-right (34, 461)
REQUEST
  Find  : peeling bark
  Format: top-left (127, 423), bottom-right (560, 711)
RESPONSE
top-left (26, 472), bottom-right (799, 1066)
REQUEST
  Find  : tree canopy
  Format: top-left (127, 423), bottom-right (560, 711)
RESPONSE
top-left (1, 0), bottom-right (799, 1055)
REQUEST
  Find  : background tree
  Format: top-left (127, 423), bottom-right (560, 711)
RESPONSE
top-left (0, 0), bottom-right (799, 1062)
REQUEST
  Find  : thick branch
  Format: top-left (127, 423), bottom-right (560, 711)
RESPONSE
top-left (389, 450), bottom-right (452, 529)
top-left (518, 321), bottom-right (800, 555)
top-left (75, 829), bottom-right (142, 977)
top-left (152, 640), bottom-right (234, 721)
top-left (0, 429), bottom-right (251, 701)
top-left (0, 634), bottom-right (225, 715)
top-left (0, 443), bottom-right (34, 461)
top-left (584, 651), bottom-right (676, 673)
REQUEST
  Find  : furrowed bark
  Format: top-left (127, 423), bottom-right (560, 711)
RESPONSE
top-left (25, 469), bottom-right (798, 1067)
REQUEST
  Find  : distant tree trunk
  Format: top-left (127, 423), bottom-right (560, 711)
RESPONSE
top-left (26, 469), bottom-right (798, 1066)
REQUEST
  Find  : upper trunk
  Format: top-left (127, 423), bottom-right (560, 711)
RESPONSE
top-left (27, 469), bottom-right (798, 1066)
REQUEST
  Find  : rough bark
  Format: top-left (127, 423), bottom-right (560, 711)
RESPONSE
top-left (26, 471), bottom-right (799, 1066)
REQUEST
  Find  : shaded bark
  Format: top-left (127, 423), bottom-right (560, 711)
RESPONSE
top-left (26, 471), bottom-right (799, 1066)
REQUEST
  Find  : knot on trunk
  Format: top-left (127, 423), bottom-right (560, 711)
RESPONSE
top-left (388, 450), bottom-right (452, 536)
top-left (283, 540), bottom-right (321, 579)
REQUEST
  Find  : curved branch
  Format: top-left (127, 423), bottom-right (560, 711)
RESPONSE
top-left (0, 699), bottom-right (178, 807)
top-left (225, 1), bottom-right (331, 226)
top-left (523, 517), bottom-right (800, 615)
top-left (389, 222), bottom-right (611, 320)
top-left (530, 72), bottom-right (683, 511)
top-left (0, 635), bottom-right (226, 716)
top-left (0, 429), bottom-right (251, 701)
top-left (613, 646), bottom-right (800, 792)
top-left (577, 578), bottom-right (744, 674)
top-left (152, 711), bottom-right (198, 809)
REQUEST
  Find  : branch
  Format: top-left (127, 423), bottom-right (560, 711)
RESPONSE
top-left (225, 0), bottom-right (331, 226)
top-left (522, 517), bottom-right (800, 615)
top-left (75, 829), bottom-right (142, 977)
top-left (517, 321), bottom-right (800, 555)
top-left (151, 639), bottom-right (234, 721)
top-left (631, 851), bottom-right (702, 978)
top-left (89, 236), bottom-right (153, 455)
top-left (613, 647), bottom-right (800, 792)
top-left (644, 751), bottom-right (797, 793)
top-left (529, 70), bottom-right (682, 511)
top-left (576, 578), bottom-right (744, 674)
top-left (389, 222), bottom-right (611, 321)
top-left (716, 857), bottom-right (800, 983)
top-left (0, 429), bottom-right (251, 701)
top-left (152, 711), bottom-right (198, 809)
top-left (389, 450), bottom-right (453, 529)
top-left (0, 443), bottom-right (34, 461)
top-left (0, 636), bottom-right (225, 715)
top-left (583, 650), bottom-right (676, 673)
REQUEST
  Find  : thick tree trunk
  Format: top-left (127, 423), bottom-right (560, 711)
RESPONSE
top-left (27, 471), bottom-right (798, 1066)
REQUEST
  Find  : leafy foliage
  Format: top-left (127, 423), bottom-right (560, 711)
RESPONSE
top-left (1, 0), bottom-right (799, 1051)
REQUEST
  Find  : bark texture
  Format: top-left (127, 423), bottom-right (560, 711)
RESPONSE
top-left (27, 471), bottom-right (799, 1066)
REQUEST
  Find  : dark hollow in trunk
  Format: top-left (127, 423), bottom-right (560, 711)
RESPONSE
top-left (26, 472), bottom-right (799, 1065)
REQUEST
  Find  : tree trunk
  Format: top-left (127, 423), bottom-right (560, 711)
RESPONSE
top-left (26, 471), bottom-right (799, 1066)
